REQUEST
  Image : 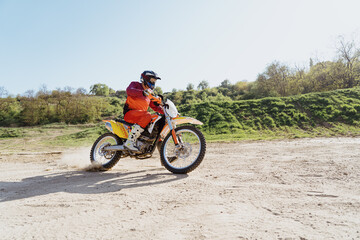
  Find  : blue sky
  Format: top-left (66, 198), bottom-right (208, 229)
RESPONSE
top-left (0, 0), bottom-right (360, 96)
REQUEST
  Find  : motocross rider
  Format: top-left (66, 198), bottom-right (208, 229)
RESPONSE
top-left (123, 70), bottom-right (164, 151)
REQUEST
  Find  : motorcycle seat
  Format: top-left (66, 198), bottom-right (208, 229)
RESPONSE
top-left (115, 119), bottom-right (134, 126)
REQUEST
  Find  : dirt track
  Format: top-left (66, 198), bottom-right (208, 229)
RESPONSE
top-left (1, 137), bottom-right (359, 239)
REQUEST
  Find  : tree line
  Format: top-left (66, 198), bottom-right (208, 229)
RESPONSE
top-left (163, 37), bottom-right (360, 105)
top-left (1, 37), bottom-right (359, 127)
top-left (0, 89), bottom-right (123, 126)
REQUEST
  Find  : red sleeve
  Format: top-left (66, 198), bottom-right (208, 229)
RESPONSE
top-left (150, 101), bottom-right (164, 114)
top-left (126, 82), bottom-right (144, 98)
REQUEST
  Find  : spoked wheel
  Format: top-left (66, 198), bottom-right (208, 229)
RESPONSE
top-left (90, 133), bottom-right (123, 170)
top-left (160, 125), bottom-right (206, 174)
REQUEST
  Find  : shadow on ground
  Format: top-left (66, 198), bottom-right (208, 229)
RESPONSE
top-left (0, 168), bottom-right (187, 202)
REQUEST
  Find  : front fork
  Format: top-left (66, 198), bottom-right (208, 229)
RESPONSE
top-left (166, 116), bottom-right (180, 146)
top-left (164, 115), bottom-right (186, 162)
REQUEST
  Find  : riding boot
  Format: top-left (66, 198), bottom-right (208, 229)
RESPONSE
top-left (124, 124), bottom-right (144, 151)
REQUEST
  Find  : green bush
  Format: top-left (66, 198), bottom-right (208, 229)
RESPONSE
top-left (262, 116), bottom-right (276, 128)
top-left (0, 128), bottom-right (24, 138)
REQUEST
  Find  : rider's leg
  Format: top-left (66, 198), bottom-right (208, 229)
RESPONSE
top-left (123, 110), bottom-right (152, 151)
top-left (124, 124), bottom-right (144, 151)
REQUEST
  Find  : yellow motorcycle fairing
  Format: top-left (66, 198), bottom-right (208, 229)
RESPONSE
top-left (160, 116), bottom-right (203, 139)
top-left (103, 120), bottom-right (129, 139)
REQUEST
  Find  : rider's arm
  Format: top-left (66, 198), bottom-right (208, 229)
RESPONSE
top-left (126, 82), bottom-right (145, 98)
top-left (149, 101), bottom-right (164, 114)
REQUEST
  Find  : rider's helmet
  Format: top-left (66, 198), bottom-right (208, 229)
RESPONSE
top-left (140, 70), bottom-right (161, 90)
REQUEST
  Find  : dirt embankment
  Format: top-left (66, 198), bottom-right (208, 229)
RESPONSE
top-left (1, 138), bottom-right (359, 239)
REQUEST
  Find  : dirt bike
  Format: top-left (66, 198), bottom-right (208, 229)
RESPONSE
top-left (90, 93), bottom-right (206, 174)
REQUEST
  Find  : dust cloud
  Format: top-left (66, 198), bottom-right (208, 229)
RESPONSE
top-left (58, 147), bottom-right (101, 171)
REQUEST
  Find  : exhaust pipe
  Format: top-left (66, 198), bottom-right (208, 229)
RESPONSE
top-left (103, 145), bottom-right (126, 151)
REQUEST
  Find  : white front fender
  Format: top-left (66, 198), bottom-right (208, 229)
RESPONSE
top-left (160, 116), bottom-right (203, 139)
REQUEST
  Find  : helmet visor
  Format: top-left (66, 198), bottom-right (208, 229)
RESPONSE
top-left (146, 78), bottom-right (157, 89)
top-left (146, 81), bottom-right (155, 89)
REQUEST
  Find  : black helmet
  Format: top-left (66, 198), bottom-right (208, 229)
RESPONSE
top-left (140, 70), bottom-right (161, 90)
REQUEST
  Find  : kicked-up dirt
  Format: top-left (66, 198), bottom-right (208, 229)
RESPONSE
top-left (0, 137), bottom-right (359, 239)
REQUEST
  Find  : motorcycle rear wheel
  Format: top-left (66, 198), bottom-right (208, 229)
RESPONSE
top-left (90, 133), bottom-right (123, 170)
top-left (160, 125), bottom-right (206, 174)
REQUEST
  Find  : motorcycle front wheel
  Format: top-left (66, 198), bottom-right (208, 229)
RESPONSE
top-left (90, 133), bottom-right (123, 170)
top-left (160, 125), bottom-right (206, 174)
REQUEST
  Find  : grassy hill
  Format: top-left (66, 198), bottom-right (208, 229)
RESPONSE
top-left (1, 88), bottom-right (360, 148)
top-left (179, 87), bottom-right (360, 140)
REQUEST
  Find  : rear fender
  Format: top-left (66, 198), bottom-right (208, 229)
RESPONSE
top-left (103, 120), bottom-right (129, 139)
top-left (160, 116), bottom-right (203, 139)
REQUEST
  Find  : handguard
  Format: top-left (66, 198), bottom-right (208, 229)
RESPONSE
top-left (148, 93), bottom-right (162, 105)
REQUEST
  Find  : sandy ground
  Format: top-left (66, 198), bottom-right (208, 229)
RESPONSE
top-left (0, 137), bottom-right (360, 240)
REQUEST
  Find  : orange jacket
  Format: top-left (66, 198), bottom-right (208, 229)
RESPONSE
top-left (124, 81), bottom-right (163, 114)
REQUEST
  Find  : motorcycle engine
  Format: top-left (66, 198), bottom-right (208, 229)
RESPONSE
top-left (136, 140), bottom-right (150, 152)
top-left (136, 121), bottom-right (161, 153)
